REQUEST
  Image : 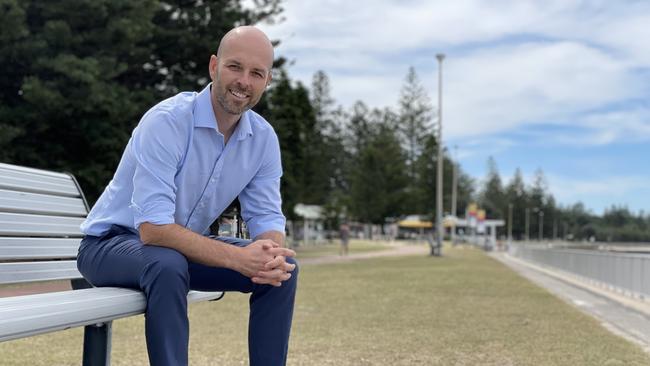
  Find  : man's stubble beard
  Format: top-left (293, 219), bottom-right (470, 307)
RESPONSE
top-left (215, 74), bottom-right (257, 115)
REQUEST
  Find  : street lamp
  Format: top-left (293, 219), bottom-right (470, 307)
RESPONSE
top-left (435, 53), bottom-right (445, 252)
top-left (525, 207), bottom-right (530, 242)
top-left (538, 210), bottom-right (544, 241)
top-left (508, 203), bottom-right (513, 247)
top-left (531, 207), bottom-right (539, 240)
top-left (451, 145), bottom-right (458, 245)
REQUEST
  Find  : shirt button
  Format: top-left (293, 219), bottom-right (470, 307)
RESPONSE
top-left (211, 179), bottom-right (216, 183)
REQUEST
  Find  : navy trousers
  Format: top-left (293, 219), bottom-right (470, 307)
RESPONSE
top-left (77, 225), bottom-right (298, 366)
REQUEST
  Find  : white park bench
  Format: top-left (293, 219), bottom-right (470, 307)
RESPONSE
top-left (0, 162), bottom-right (223, 365)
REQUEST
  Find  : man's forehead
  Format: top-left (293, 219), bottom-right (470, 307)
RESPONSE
top-left (219, 44), bottom-right (273, 70)
top-left (221, 54), bottom-right (271, 72)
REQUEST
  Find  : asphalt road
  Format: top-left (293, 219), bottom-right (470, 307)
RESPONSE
top-left (491, 252), bottom-right (650, 353)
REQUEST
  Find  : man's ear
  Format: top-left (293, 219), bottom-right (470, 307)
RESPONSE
top-left (266, 72), bottom-right (273, 87)
top-left (209, 55), bottom-right (218, 80)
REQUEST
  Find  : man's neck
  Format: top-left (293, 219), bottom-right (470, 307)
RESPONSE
top-left (212, 102), bottom-right (241, 145)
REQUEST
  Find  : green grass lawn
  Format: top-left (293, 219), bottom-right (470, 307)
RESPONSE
top-left (2, 245), bottom-right (649, 365)
top-left (293, 239), bottom-right (395, 259)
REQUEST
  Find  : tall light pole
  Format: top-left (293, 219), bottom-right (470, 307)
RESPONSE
top-left (508, 203), bottom-right (513, 247)
top-left (451, 145), bottom-right (458, 245)
top-left (435, 53), bottom-right (445, 251)
top-left (525, 207), bottom-right (530, 242)
top-left (538, 210), bottom-right (544, 241)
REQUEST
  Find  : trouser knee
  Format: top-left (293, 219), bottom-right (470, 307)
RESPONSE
top-left (140, 247), bottom-right (190, 294)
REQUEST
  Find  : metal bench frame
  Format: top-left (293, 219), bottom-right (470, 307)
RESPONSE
top-left (0, 163), bottom-right (223, 365)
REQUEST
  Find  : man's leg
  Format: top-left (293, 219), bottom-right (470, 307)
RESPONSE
top-left (77, 226), bottom-right (191, 366)
top-left (189, 236), bottom-right (299, 366)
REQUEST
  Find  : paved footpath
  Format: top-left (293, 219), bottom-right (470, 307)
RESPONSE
top-left (299, 244), bottom-right (429, 265)
top-left (1, 244), bottom-right (430, 297)
top-left (491, 252), bottom-right (650, 353)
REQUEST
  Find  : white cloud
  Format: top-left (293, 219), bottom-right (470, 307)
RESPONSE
top-left (257, 0), bottom-right (650, 143)
top-left (545, 173), bottom-right (650, 213)
top-left (253, 0), bottom-right (650, 213)
top-left (440, 41), bottom-right (640, 139)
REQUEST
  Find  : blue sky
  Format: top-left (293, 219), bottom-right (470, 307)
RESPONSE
top-left (255, 0), bottom-right (650, 215)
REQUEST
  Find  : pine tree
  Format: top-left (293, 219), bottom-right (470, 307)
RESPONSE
top-left (349, 110), bottom-right (408, 224)
top-left (479, 157), bottom-right (506, 222)
top-left (0, 0), bottom-right (283, 203)
top-left (310, 71), bottom-right (349, 230)
top-left (397, 67), bottom-right (435, 211)
top-left (0, 0), bottom-right (159, 203)
top-left (505, 168), bottom-right (528, 239)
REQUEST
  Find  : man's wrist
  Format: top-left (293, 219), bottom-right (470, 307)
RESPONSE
top-left (254, 230), bottom-right (286, 247)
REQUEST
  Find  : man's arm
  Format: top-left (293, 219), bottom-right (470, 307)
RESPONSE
top-left (140, 223), bottom-right (295, 286)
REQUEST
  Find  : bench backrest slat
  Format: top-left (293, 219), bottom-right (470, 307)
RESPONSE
top-left (0, 163), bottom-right (79, 197)
top-left (0, 189), bottom-right (87, 217)
top-left (0, 237), bottom-right (81, 260)
top-left (0, 260), bottom-right (80, 284)
top-left (0, 212), bottom-right (85, 237)
top-left (0, 162), bottom-right (89, 285)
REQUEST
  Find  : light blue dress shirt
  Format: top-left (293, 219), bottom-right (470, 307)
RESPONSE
top-left (81, 84), bottom-right (286, 239)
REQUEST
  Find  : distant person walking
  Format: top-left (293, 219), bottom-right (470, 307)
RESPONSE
top-left (340, 223), bottom-right (350, 256)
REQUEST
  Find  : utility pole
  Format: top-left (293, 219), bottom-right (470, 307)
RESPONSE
top-left (525, 207), bottom-right (530, 242)
top-left (451, 145), bottom-right (458, 245)
top-left (434, 53), bottom-right (445, 253)
top-left (538, 211), bottom-right (544, 241)
top-left (508, 203), bottom-right (513, 247)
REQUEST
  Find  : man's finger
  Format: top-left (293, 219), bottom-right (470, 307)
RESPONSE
top-left (260, 241), bottom-right (274, 250)
top-left (264, 255), bottom-right (285, 270)
top-left (266, 247), bottom-right (296, 257)
top-left (252, 277), bottom-right (281, 287)
top-left (282, 262), bottom-right (296, 272)
top-left (267, 260), bottom-right (296, 273)
top-left (255, 269), bottom-right (292, 282)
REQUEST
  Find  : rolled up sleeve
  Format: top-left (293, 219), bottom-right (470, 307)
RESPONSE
top-left (129, 109), bottom-right (184, 229)
top-left (239, 133), bottom-right (286, 239)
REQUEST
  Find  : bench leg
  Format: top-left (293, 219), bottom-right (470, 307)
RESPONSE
top-left (82, 322), bottom-right (112, 366)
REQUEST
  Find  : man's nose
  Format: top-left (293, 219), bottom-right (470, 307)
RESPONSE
top-left (236, 72), bottom-right (251, 87)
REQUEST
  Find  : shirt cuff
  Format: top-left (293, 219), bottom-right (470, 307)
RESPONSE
top-left (130, 200), bottom-right (176, 229)
top-left (247, 214), bottom-right (286, 239)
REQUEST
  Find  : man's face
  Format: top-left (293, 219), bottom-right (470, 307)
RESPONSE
top-left (210, 43), bottom-right (272, 116)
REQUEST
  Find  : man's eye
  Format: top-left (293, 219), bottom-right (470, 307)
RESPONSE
top-left (228, 64), bottom-right (240, 70)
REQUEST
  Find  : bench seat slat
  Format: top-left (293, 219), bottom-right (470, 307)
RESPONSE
top-left (0, 260), bottom-right (80, 284)
top-left (0, 237), bottom-right (81, 260)
top-left (0, 288), bottom-right (223, 342)
top-left (0, 212), bottom-right (84, 237)
top-left (0, 189), bottom-right (87, 217)
top-left (0, 164), bottom-right (79, 197)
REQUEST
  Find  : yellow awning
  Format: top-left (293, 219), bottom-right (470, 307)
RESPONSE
top-left (397, 220), bottom-right (433, 229)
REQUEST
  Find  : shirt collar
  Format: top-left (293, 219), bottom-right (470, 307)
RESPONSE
top-left (193, 84), bottom-right (218, 129)
top-left (236, 110), bottom-right (253, 141)
top-left (194, 83), bottom-right (254, 141)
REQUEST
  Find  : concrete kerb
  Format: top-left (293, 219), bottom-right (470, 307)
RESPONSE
top-left (493, 252), bottom-right (650, 318)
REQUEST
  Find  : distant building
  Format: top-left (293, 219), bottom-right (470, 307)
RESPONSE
top-left (293, 203), bottom-right (325, 245)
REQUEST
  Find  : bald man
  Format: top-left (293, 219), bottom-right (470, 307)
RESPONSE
top-left (77, 26), bottom-right (297, 366)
